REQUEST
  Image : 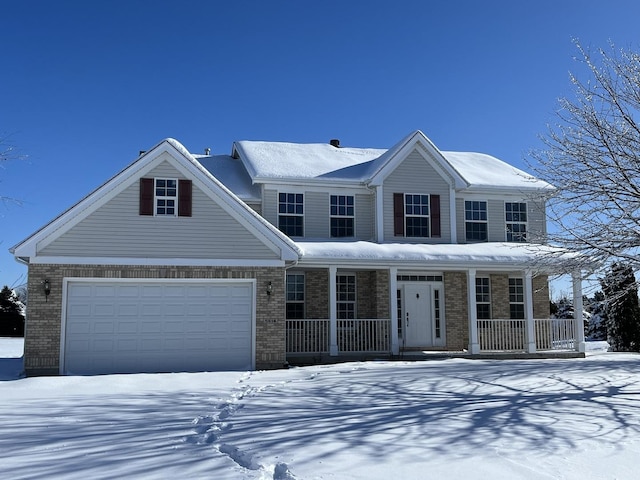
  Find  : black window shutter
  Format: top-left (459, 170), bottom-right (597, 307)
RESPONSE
top-left (430, 194), bottom-right (441, 237)
top-left (393, 193), bottom-right (404, 236)
top-left (178, 179), bottom-right (192, 217)
top-left (139, 178), bottom-right (154, 216)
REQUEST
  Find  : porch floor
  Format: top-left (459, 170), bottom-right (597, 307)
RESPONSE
top-left (286, 350), bottom-right (586, 367)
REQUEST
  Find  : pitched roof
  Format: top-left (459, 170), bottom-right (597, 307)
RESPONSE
top-left (11, 139), bottom-right (300, 262)
top-left (232, 130), bottom-right (552, 191)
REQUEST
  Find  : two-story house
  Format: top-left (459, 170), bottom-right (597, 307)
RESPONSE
top-left (11, 130), bottom-right (585, 376)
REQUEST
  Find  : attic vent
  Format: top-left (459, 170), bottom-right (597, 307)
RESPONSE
top-left (330, 139), bottom-right (340, 148)
top-left (204, 147), bottom-right (211, 155)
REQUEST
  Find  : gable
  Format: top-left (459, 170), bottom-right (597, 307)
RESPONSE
top-left (12, 139), bottom-right (300, 265)
top-left (383, 148), bottom-right (452, 242)
top-left (38, 161), bottom-right (278, 260)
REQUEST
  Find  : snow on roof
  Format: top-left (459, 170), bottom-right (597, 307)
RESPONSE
top-left (194, 154), bottom-right (261, 202)
top-left (296, 241), bottom-right (576, 270)
top-left (442, 151), bottom-right (552, 191)
top-left (233, 132), bottom-right (552, 191)
top-left (233, 140), bottom-right (387, 182)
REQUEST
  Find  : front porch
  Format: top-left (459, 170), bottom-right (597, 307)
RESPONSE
top-left (286, 316), bottom-right (584, 361)
top-left (284, 266), bottom-right (586, 364)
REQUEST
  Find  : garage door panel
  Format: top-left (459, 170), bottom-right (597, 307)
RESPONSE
top-left (64, 281), bottom-right (254, 374)
top-left (118, 304), bottom-right (140, 316)
top-left (117, 321), bottom-right (139, 333)
top-left (95, 285), bottom-right (116, 297)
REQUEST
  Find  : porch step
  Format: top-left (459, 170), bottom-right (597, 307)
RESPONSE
top-left (286, 350), bottom-right (586, 367)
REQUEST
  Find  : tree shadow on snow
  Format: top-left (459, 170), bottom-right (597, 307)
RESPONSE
top-left (220, 357), bottom-right (640, 464)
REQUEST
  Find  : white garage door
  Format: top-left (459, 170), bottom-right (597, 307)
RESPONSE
top-left (63, 280), bottom-right (254, 375)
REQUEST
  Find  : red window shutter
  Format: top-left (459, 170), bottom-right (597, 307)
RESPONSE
top-left (139, 178), bottom-right (154, 216)
top-left (430, 194), bottom-right (441, 237)
top-left (393, 193), bottom-right (405, 236)
top-left (178, 179), bottom-right (192, 217)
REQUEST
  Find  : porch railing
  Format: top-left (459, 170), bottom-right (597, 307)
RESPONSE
top-left (286, 319), bottom-right (330, 354)
top-left (286, 319), bottom-right (391, 354)
top-left (478, 319), bottom-right (526, 351)
top-left (338, 319), bottom-right (391, 353)
top-left (534, 318), bottom-right (576, 351)
top-left (477, 318), bottom-right (577, 352)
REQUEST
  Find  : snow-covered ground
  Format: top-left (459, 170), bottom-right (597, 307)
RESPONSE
top-left (1, 338), bottom-right (638, 480)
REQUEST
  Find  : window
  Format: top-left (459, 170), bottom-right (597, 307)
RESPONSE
top-left (330, 195), bottom-right (354, 237)
top-left (286, 274), bottom-right (305, 320)
top-left (476, 277), bottom-right (491, 320)
top-left (405, 194), bottom-right (430, 237)
top-left (505, 202), bottom-right (527, 242)
top-left (140, 178), bottom-right (192, 217)
top-left (434, 289), bottom-right (442, 339)
top-left (336, 275), bottom-right (356, 319)
top-left (509, 278), bottom-right (525, 319)
top-left (278, 193), bottom-right (304, 236)
top-left (465, 201), bottom-right (488, 242)
top-left (155, 179), bottom-right (177, 216)
top-left (394, 193), bottom-right (440, 238)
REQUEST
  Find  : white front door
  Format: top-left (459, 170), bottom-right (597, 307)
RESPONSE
top-left (402, 284), bottom-right (432, 348)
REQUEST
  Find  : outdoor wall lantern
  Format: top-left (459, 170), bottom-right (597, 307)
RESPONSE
top-left (43, 279), bottom-right (51, 301)
top-left (266, 281), bottom-right (273, 296)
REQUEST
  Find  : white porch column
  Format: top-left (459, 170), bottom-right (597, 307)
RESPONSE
top-left (467, 269), bottom-right (480, 354)
top-left (389, 267), bottom-right (399, 355)
top-left (572, 271), bottom-right (586, 353)
top-left (329, 266), bottom-right (338, 356)
top-left (524, 270), bottom-right (536, 353)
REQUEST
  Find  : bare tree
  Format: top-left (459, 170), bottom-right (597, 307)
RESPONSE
top-left (531, 40), bottom-right (640, 283)
top-left (1, 135), bottom-right (26, 206)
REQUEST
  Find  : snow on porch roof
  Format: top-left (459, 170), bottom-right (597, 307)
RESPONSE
top-left (295, 241), bottom-right (577, 271)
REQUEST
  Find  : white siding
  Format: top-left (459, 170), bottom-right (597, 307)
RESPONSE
top-left (40, 162), bottom-right (278, 260)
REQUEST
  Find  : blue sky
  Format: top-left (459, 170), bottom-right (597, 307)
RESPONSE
top-left (1, 0), bottom-right (639, 290)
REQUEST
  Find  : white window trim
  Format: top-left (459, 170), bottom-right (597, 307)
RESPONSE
top-left (286, 273), bottom-right (305, 320)
top-left (404, 193), bottom-right (431, 238)
top-left (508, 277), bottom-right (525, 319)
top-left (330, 194), bottom-right (355, 238)
top-left (278, 192), bottom-right (305, 237)
top-left (336, 273), bottom-right (357, 320)
top-left (155, 178), bottom-right (178, 216)
top-left (505, 202), bottom-right (528, 242)
top-left (475, 276), bottom-right (491, 320)
top-left (464, 200), bottom-right (488, 242)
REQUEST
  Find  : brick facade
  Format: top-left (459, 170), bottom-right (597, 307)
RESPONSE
top-left (443, 272), bottom-right (469, 350)
top-left (25, 263), bottom-right (286, 375)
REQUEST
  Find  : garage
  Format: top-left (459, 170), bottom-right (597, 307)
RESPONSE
top-left (62, 279), bottom-right (255, 375)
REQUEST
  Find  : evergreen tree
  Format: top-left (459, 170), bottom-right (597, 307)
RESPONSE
top-left (600, 263), bottom-right (640, 352)
top-left (0, 285), bottom-right (25, 336)
top-left (585, 291), bottom-right (608, 341)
